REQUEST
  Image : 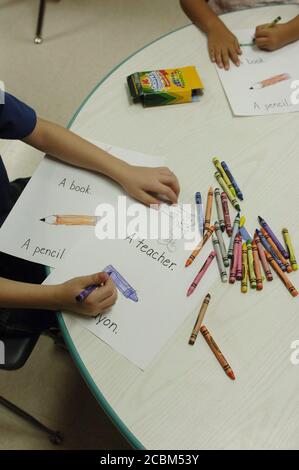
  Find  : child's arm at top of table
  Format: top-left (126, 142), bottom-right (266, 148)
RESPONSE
top-left (255, 15), bottom-right (299, 51)
top-left (23, 118), bottom-right (180, 207)
top-left (180, 0), bottom-right (241, 70)
top-left (0, 272), bottom-right (117, 317)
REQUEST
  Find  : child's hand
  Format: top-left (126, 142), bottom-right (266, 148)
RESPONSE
top-left (207, 23), bottom-right (242, 70)
top-left (255, 23), bottom-right (292, 51)
top-left (117, 165), bottom-right (180, 206)
top-left (56, 272), bottom-right (117, 317)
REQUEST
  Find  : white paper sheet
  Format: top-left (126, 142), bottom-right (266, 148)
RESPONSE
top-left (0, 139), bottom-right (164, 267)
top-left (216, 29), bottom-right (299, 116)
top-left (44, 233), bottom-right (218, 369)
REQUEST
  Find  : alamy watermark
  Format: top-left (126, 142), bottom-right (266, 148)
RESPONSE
top-left (0, 80), bottom-right (5, 104)
top-left (290, 80), bottom-right (299, 105)
top-left (0, 340), bottom-right (5, 365)
top-left (290, 340), bottom-right (299, 366)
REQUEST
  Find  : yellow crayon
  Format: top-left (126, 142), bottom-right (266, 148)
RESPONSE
top-left (282, 228), bottom-right (298, 271)
top-left (212, 158), bottom-right (236, 198)
top-left (239, 216), bottom-right (246, 228)
top-left (241, 242), bottom-right (248, 293)
top-left (247, 241), bottom-right (256, 289)
top-left (214, 172), bottom-right (241, 212)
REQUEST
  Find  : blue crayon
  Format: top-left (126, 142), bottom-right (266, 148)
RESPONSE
top-left (221, 161), bottom-right (243, 201)
top-left (258, 216), bottom-right (289, 259)
top-left (255, 229), bottom-right (286, 272)
top-left (195, 192), bottom-right (204, 237)
top-left (104, 265), bottom-right (138, 302)
top-left (240, 225), bottom-right (252, 242)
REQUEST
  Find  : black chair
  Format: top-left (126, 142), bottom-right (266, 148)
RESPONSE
top-left (0, 331), bottom-right (63, 444)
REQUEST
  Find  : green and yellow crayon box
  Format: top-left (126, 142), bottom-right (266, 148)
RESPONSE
top-left (127, 66), bottom-right (204, 107)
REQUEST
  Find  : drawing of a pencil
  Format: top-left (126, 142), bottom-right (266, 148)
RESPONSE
top-left (40, 215), bottom-right (102, 225)
top-left (250, 73), bottom-right (291, 90)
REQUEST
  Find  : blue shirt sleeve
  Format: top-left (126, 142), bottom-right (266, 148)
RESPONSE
top-left (0, 92), bottom-right (37, 140)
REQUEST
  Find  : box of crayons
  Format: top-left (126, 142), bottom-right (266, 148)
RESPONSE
top-left (127, 66), bottom-right (204, 107)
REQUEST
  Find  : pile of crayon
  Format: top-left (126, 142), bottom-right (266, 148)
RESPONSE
top-left (185, 157), bottom-right (298, 298)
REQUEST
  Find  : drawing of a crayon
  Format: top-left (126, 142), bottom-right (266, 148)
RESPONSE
top-left (282, 228), bottom-right (297, 271)
top-left (103, 265), bottom-right (138, 302)
top-left (221, 192), bottom-right (232, 236)
top-left (221, 161), bottom-right (243, 200)
top-left (187, 251), bottom-right (216, 297)
top-left (40, 215), bottom-right (101, 225)
top-left (250, 73), bottom-right (291, 90)
top-left (195, 192), bottom-right (204, 237)
top-left (214, 188), bottom-right (225, 232)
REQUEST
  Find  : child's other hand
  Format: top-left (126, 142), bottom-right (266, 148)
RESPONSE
top-left (207, 23), bottom-right (242, 70)
top-left (56, 272), bottom-right (117, 317)
top-left (118, 165), bottom-right (180, 206)
top-left (255, 23), bottom-right (291, 51)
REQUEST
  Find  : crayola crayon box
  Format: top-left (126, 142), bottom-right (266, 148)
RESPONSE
top-left (127, 66), bottom-right (204, 107)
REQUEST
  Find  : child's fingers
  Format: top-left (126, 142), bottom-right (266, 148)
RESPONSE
top-left (156, 184), bottom-right (178, 204)
top-left (160, 175), bottom-right (180, 197)
top-left (234, 39), bottom-right (242, 55)
top-left (98, 290), bottom-right (118, 312)
top-left (222, 49), bottom-right (230, 70)
top-left (255, 37), bottom-right (269, 49)
top-left (139, 191), bottom-right (161, 207)
top-left (229, 46), bottom-right (240, 66)
top-left (215, 49), bottom-right (223, 68)
top-left (209, 46), bottom-right (216, 62)
top-left (255, 27), bottom-right (269, 38)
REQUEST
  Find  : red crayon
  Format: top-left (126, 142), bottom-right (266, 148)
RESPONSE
top-left (254, 234), bottom-right (273, 281)
top-left (221, 191), bottom-right (232, 237)
top-left (229, 234), bottom-right (241, 284)
top-left (187, 251), bottom-right (216, 297)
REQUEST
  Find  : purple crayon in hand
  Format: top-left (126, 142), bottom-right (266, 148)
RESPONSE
top-left (258, 216), bottom-right (289, 259)
top-left (104, 265), bottom-right (138, 302)
top-left (76, 284), bottom-right (99, 302)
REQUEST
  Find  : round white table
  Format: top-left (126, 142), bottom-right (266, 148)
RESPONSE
top-left (60, 5), bottom-right (299, 450)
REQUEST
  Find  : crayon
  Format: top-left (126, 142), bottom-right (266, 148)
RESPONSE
top-left (256, 229), bottom-right (286, 272)
top-left (187, 251), bottom-right (216, 297)
top-left (189, 293), bottom-right (211, 345)
top-left (236, 235), bottom-right (243, 281)
top-left (228, 212), bottom-right (240, 259)
top-left (41, 214), bottom-right (101, 225)
top-left (212, 233), bottom-right (227, 282)
top-left (221, 192), bottom-right (232, 237)
top-left (265, 252), bottom-right (298, 298)
top-left (254, 234), bottom-right (273, 281)
top-left (215, 221), bottom-right (229, 267)
top-left (252, 240), bottom-right (263, 290)
top-left (239, 216), bottom-right (246, 228)
top-left (258, 216), bottom-right (289, 259)
top-left (185, 225), bottom-right (215, 267)
top-left (247, 241), bottom-right (256, 289)
top-left (195, 192), bottom-right (204, 238)
top-left (241, 243), bottom-right (248, 293)
top-left (214, 188), bottom-right (225, 232)
top-left (229, 234), bottom-right (241, 284)
top-left (212, 158), bottom-right (236, 198)
top-left (215, 171), bottom-right (240, 212)
top-left (103, 265), bottom-right (138, 302)
top-left (240, 225), bottom-right (252, 242)
top-left (260, 227), bottom-right (292, 273)
top-left (282, 228), bottom-right (298, 271)
top-left (204, 186), bottom-right (213, 233)
top-left (269, 16), bottom-right (282, 26)
top-left (221, 161), bottom-right (244, 200)
top-left (76, 284), bottom-right (99, 302)
top-left (200, 325), bottom-right (235, 381)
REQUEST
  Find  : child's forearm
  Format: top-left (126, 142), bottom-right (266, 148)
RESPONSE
top-left (180, 0), bottom-right (222, 33)
top-left (0, 277), bottom-right (59, 310)
top-left (22, 118), bottom-right (128, 185)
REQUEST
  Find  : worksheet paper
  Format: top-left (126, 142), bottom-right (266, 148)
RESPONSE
top-left (0, 139), bottom-right (164, 268)
top-left (44, 234), bottom-right (218, 369)
top-left (216, 29), bottom-right (299, 116)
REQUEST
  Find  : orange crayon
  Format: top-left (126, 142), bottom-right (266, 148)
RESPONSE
top-left (200, 325), bottom-right (235, 380)
top-left (261, 227), bottom-right (292, 273)
top-left (252, 240), bottom-right (263, 290)
top-left (254, 234), bottom-right (273, 281)
top-left (189, 293), bottom-right (211, 345)
top-left (265, 252), bottom-right (298, 297)
top-left (204, 187), bottom-right (213, 234)
top-left (185, 225), bottom-right (215, 267)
